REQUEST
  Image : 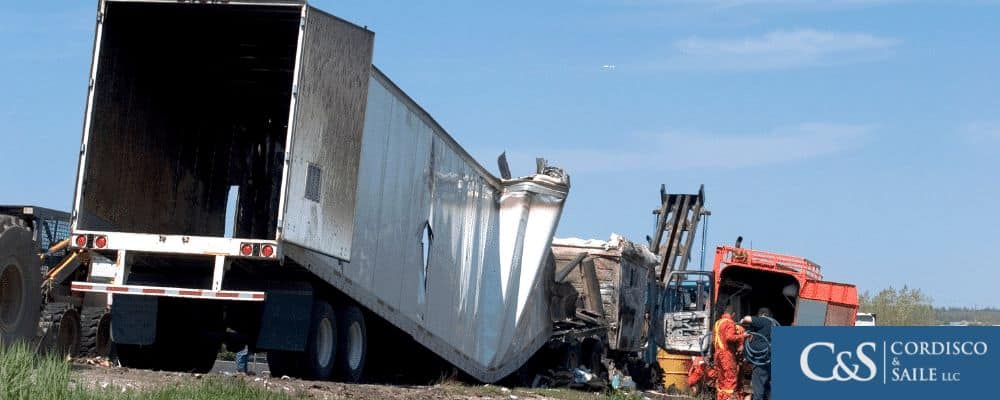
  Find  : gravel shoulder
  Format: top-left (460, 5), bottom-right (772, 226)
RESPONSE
top-left (71, 361), bottom-right (611, 400)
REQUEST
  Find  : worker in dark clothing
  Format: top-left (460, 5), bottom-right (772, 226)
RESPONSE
top-left (741, 308), bottom-right (779, 400)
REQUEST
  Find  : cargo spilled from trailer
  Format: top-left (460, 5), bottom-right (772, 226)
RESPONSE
top-left (69, 0), bottom-right (570, 383)
top-left (550, 235), bottom-right (657, 354)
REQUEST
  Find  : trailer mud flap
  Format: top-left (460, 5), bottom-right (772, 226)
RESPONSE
top-left (256, 282), bottom-right (313, 351)
top-left (110, 294), bottom-right (157, 345)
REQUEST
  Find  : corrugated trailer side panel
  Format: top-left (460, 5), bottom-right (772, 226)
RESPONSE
top-left (285, 70), bottom-right (563, 382)
top-left (280, 6), bottom-right (373, 260)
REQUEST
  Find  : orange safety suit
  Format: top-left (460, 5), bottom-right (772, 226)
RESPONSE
top-left (713, 313), bottom-right (745, 400)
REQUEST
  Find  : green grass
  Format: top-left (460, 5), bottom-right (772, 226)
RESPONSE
top-left (2, 342), bottom-right (647, 400)
top-left (0, 342), bottom-right (300, 400)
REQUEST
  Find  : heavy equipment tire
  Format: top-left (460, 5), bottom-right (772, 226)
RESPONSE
top-left (265, 300), bottom-right (337, 380)
top-left (79, 307), bottom-right (111, 357)
top-left (334, 305), bottom-right (367, 382)
top-left (40, 303), bottom-right (81, 357)
top-left (0, 216), bottom-right (42, 346)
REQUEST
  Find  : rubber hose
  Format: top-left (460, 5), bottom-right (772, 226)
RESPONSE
top-left (744, 331), bottom-right (771, 366)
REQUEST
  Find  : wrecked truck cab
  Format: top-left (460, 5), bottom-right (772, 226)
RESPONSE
top-left (659, 246), bottom-right (860, 357)
top-left (659, 270), bottom-right (714, 355)
top-left (712, 246), bottom-right (858, 327)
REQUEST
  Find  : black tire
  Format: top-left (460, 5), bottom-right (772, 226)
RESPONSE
top-left (0, 216), bottom-right (42, 346)
top-left (563, 341), bottom-right (583, 371)
top-left (303, 300), bottom-right (337, 380)
top-left (79, 307), bottom-right (111, 357)
top-left (157, 337), bottom-right (220, 373)
top-left (40, 303), bottom-right (81, 357)
top-left (582, 338), bottom-right (605, 375)
top-left (114, 299), bottom-right (222, 373)
top-left (265, 300), bottom-right (337, 380)
top-left (334, 305), bottom-right (367, 382)
top-left (267, 350), bottom-right (302, 378)
top-left (155, 301), bottom-right (224, 373)
top-left (114, 343), bottom-right (157, 370)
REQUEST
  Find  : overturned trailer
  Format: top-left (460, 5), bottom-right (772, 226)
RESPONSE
top-left (69, 0), bottom-right (569, 382)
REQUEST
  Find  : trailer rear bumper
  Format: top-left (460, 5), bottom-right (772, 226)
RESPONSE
top-left (68, 231), bottom-right (281, 259)
top-left (71, 281), bottom-right (265, 302)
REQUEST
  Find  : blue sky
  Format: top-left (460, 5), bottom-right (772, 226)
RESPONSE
top-left (1, 1), bottom-right (998, 306)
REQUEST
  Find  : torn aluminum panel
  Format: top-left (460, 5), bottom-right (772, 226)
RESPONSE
top-left (286, 68), bottom-right (570, 383)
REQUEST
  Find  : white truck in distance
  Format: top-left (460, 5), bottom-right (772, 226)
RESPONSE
top-left (855, 312), bottom-right (877, 326)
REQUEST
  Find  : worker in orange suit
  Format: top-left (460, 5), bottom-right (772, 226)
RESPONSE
top-left (713, 304), bottom-right (746, 400)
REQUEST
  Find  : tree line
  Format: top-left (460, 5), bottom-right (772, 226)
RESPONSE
top-left (857, 286), bottom-right (1000, 326)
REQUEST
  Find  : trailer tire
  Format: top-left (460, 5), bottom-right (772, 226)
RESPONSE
top-left (79, 307), bottom-right (111, 357)
top-left (152, 336), bottom-right (219, 373)
top-left (562, 341), bottom-right (582, 371)
top-left (155, 301), bottom-right (224, 373)
top-left (114, 343), bottom-right (157, 370)
top-left (0, 216), bottom-right (42, 346)
top-left (302, 301), bottom-right (337, 380)
top-left (40, 303), bottom-right (80, 357)
top-left (268, 301), bottom-right (339, 380)
top-left (267, 350), bottom-right (301, 378)
top-left (334, 305), bottom-right (367, 382)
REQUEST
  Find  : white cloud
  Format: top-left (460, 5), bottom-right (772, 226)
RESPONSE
top-left (646, 29), bottom-right (898, 71)
top-left (512, 123), bottom-right (871, 174)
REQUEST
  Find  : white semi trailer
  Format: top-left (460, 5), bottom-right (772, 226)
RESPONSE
top-left (68, 0), bottom-right (570, 383)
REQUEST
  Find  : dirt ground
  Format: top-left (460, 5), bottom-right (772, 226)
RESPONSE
top-left (70, 361), bottom-right (621, 400)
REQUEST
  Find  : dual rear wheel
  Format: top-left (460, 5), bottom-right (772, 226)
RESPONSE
top-left (267, 300), bottom-right (367, 382)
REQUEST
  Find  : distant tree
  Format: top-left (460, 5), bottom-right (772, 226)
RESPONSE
top-left (935, 307), bottom-right (1000, 325)
top-left (858, 286), bottom-right (936, 326)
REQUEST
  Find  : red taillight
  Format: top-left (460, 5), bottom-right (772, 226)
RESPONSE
top-left (94, 235), bottom-right (107, 249)
top-left (261, 245), bottom-right (274, 258)
top-left (75, 235), bottom-right (87, 247)
top-left (240, 243), bottom-right (253, 256)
